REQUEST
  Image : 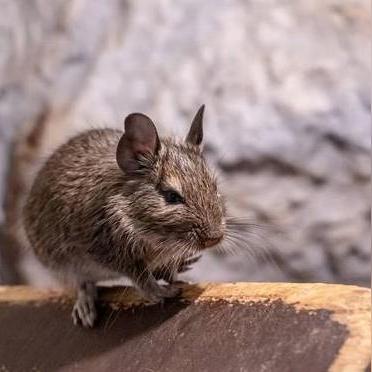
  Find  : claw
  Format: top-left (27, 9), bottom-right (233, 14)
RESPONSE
top-left (71, 282), bottom-right (97, 328)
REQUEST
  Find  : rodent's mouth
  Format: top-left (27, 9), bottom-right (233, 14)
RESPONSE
top-left (201, 235), bottom-right (223, 249)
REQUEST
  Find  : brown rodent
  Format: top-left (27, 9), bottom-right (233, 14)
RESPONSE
top-left (23, 105), bottom-right (226, 327)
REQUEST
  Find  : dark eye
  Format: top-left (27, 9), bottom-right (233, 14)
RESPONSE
top-left (162, 189), bottom-right (184, 204)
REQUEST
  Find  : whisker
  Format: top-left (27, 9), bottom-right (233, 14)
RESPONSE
top-left (221, 218), bottom-right (285, 274)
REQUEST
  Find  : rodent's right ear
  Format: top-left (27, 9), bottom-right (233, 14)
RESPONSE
top-left (116, 113), bottom-right (160, 173)
top-left (186, 105), bottom-right (205, 146)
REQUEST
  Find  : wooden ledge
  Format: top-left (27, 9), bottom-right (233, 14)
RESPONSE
top-left (0, 283), bottom-right (370, 372)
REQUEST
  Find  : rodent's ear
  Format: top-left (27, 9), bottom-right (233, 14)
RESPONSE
top-left (116, 113), bottom-right (160, 173)
top-left (185, 104), bottom-right (205, 146)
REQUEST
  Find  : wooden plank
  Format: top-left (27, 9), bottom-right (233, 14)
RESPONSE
top-left (0, 283), bottom-right (370, 372)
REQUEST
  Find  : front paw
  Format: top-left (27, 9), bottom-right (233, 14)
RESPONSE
top-left (144, 284), bottom-right (181, 303)
top-left (177, 255), bottom-right (201, 273)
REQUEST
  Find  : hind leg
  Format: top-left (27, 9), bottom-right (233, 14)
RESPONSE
top-left (72, 281), bottom-right (97, 328)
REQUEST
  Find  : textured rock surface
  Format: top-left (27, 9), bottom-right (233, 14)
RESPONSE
top-left (0, 0), bottom-right (370, 285)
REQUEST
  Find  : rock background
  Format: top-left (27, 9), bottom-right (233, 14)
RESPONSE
top-left (0, 0), bottom-right (370, 286)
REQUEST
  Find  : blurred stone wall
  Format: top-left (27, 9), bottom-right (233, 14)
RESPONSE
top-left (0, 0), bottom-right (370, 286)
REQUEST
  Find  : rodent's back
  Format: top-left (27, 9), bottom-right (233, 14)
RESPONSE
top-left (23, 129), bottom-right (124, 267)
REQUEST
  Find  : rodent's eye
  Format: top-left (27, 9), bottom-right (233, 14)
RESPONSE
top-left (161, 189), bottom-right (184, 205)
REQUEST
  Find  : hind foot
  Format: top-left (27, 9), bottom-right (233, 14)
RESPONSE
top-left (72, 282), bottom-right (97, 328)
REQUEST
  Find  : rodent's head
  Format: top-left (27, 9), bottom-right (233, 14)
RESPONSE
top-left (115, 106), bottom-right (225, 256)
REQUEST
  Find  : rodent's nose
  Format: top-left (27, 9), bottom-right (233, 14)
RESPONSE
top-left (204, 235), bottom-right (223, 248)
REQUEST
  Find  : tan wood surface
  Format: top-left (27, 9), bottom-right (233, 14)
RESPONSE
top-left (0, 283), bottom-right (370, 372)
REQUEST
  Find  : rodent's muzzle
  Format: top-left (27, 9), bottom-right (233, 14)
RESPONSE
top-left (203, 235), bottom-right (223, 249)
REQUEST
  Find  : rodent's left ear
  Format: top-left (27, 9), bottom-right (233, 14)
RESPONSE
top-left (116, 113), bottom-right (160, 173)
top-left (185, 104), bottom-right (205, 146)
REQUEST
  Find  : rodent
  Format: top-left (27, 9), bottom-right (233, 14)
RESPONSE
top-left (23, 105), bottom-right (226, 327)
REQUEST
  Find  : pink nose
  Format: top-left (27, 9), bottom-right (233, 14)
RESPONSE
top-left (204, 236), bottom-right (223, 248)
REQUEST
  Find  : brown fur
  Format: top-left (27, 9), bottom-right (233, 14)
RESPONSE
top-left (23, 109), bottom-right (225, 326)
